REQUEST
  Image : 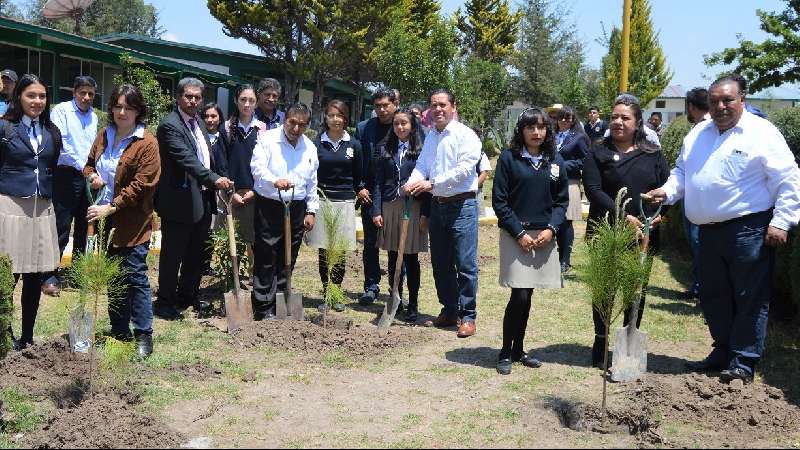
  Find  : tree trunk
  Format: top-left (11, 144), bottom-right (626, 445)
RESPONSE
top-left (311, 72), bottom-right (325, 129)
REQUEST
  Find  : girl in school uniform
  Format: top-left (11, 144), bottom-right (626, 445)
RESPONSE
top-left (492, 107), bottom-right (569, 375)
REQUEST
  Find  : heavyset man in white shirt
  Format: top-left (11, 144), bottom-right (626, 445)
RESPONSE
top-left (405, 89), bottom-right (482, 338)
top-left (647, 75), bottom-right (800, 384)
top-left (250, 103), bottom-right (318, 320)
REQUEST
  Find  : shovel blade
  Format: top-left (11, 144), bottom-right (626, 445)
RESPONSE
top-left (377, 292), bottom-right (402, 334)
top-left (276, 292), bottom-right (304, 321)
top-left (610, 326), bottom-right (648, 382)
top-left (224, 289), bottom-right (253, 333)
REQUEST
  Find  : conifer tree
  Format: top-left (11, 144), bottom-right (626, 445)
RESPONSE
top-left (402, 0), bottom-right (441, 39)
top-left (456, 0), bottom-right (521, 64)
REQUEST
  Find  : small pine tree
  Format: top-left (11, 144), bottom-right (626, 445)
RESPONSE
top-left (319, 193), bottom-right (350, 327)
top-left (0, 254), bottom-right (15, 359)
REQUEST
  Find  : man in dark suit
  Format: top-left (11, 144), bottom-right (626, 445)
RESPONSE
top-left (583, 106), bottom-right (607, 143)
top-left (354, 87), bottom-right (398, 305)
top-left (154, 78), bottom-right (233, 320)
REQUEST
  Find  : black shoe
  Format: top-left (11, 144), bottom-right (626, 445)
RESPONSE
top-left (153, 300), bottom-right (183, 321)
top-left (358, 290), bottom-right (377, 306)
top-left (686, 357), bottom-right (726, 373)
top-left (13, 337), bottom-right (32, 352)
top-left (194, 301), bottom-right (214, 318)
top-left (720, 367), bottom-right (753, 384)
top-left (135, 334), bottom-right (153, 359)
top-left (521, 353), bottom-right (542, 368)
top-left (497, 358), bottom-right (513, 375)
top-left (403, 308), bottom-right (418, 323)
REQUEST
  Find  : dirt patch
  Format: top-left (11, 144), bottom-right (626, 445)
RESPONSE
top-left (229, 317), bottom-right (429, 357)
top-left (22, 390), bottom-right (186, 449)
top-left (546, 373), bottom-right (800, 447)
top-left (162, 361), bottom-right (222, 381)
top-left (0, 340), bottom-right (90, 398)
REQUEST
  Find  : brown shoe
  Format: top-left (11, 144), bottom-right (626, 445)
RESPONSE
top-left (41, 282), bottom-right (60, 297)
top-left (423, 313), bottom-right (459, 328)
top-left (457, 321), bottom-right (476, 338)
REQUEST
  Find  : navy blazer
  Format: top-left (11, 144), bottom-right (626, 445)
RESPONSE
top-left (155, 110), bottom-right (222, 224)
top-left (558, 131), bottom-right (589, 180)
top-left (355, 118), bottom-right (392, 193)
top-left (371, 143), bottom-right (431, 218)
top-left (209, 128), bottom-right (228, 178)
top-left (0, 119), bottom-right (61, 199)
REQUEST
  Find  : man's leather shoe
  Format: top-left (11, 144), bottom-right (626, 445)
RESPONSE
top-left (41, 282), bottom-right (60, 297)
top-left (402, 308), bottom-right (418, 323)
top-left (358, 290), bottom-right (377, 306)
top-left (424, 313), bottom-right (459, 328)
top-left (457, 321), bottom-right (476, 338)
top-left (194, 301), bottom-right (214, 318)
top-left (497, 358), bottom-right (513, 375)
top-left (521, 353), bottom-right (542, 368)
top-left (153, 301), bottom-right (183, 321)
top-left (135, 334), bottom-right (153, 359)
top-left (686, 356), bottom-right (726, 373)
top-left (720, 367), bottom-right (753, 384)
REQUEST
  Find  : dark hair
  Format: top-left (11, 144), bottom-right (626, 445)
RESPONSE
top-left (710, 74), bottom-right (747, 96)
top-left (73, 76), bottom-right (97, 90)
top-left (686, 87), bottom-right (709, 112)
top-left (429, 88), bottom-right (456, 106)
top-left (201, 103), bottom-right (225, 132)
top-left (107, 84), bottom-right (148, 126)
top-left (604, 93), bottom-right (659, 153)
top-left (408, 102), bottom-right (425, 113)
top-left (589, 106), bottom-right (600, 113)
top-left (228, 84), bottom-right (256, 136)
top-left (257, 78), bottom-right (282, 95)
top-left (286, 102), bottom-right (311, 120)
top-left (383, 108), bottom-right (424, 160)
top-left (3, 74), bottom-right (52, 128)
top-left (557, 106), bottom-right (589, 139)
top-left (510, 107), bottom-right (556, 160)
top-left (323, 99), bottom-right (350, 131)
top-left (649, 111), bottom-right (663, 120)
top-left (372, 87), bottom-right (397, 104)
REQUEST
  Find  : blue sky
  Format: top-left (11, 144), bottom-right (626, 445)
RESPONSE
top-left (148, 0), bottom-right (797, 97)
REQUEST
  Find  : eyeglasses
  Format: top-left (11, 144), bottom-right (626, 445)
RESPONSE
top-left (286, 119), bottom-right (309, 129)
top-left (182, 94), bottom-right (202, 102)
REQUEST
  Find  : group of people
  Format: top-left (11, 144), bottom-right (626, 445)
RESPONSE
top-left (0, 69), bottom-right (798, 387)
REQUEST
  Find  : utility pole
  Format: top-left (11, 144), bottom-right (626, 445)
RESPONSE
top-left (619, 0), bottom-right (632, 93)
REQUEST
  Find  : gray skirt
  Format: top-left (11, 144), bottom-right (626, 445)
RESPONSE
top-left (0, 194), bottom-right (60, 273)
top-left (378, 198), bottom-right (428, 254)
top-left (566, 179), bottom-right (583, 221)
top-left (305, 199), bottom-right (357, 250)
top-left (499, 230), bottom-right (562, 289)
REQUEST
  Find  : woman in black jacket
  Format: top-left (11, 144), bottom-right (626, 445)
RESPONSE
top-left (202, 103), bottom-right (228, 178)
top-left (492, 107), bottom-right (569, 375)
top-left (582, 93), bottom-right (670, 368)
top-left (554, 106), bottom-right (589, 274)
top-left (372, 108), bottom-right (430, 323)
top-left (0, 74), bottom-right (62, 350)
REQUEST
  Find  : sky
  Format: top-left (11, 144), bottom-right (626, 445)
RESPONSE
top-left (146, 0), bottom-right (798, 98)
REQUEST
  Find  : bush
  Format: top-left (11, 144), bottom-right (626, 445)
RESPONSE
top-left (113, 53), bottom-right (172, 132)
top-left (660, 115), bottom-right (691, 167)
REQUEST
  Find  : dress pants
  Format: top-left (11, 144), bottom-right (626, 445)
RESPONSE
top-left (252, 195), bottom-right (306, 318)
top-left (157, 209), bottom-right (213, 307)
top-left (45, 166), bottom-right (89, 285)
top-left (360, 205), bottom-right (381, 294)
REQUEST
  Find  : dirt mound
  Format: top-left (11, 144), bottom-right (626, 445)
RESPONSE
top-left (22, 390), bottom-right (186, 449)
top-left (229, 316), bottom-right (429, 357)
top-left (0, 340), bottom-right (90, 397)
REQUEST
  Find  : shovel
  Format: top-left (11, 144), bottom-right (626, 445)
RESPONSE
top-left (610, 196), bottom-right (662, 382)
top-left (218, 189), bottom-right (253, 333)
top-left (377, 197), bottom-right (412, 334)
top-left (275, 188), bottom-right (304, 321)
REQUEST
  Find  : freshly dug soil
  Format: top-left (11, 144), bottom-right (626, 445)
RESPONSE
top-left (0, 340), bottom-right (90, 397)
top-left (229, 315), bottom-right (429, 357)
top-left (547, 373), bottom-right (800, 447)
top-left (22, 390), bottom-right (186, 449)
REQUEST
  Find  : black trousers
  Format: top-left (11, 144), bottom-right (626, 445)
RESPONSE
top-left (319, 248), bottom-right (346, 286)
top-left (387, 251), bottom-right (418, 309)
top-left (252, 195), bottom-right (306, 317)
top-left (8, 273), bottom-right (43, 344)
top-left (500, 288), bottom-right (533, 361)
top-left (157, 209), bottom-right (213, 307)
top-left (44, 166), bottom-right (89, 285)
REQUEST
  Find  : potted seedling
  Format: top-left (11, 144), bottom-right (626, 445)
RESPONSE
top-left (319, 194), bottom-right (350, 328)
top-left (580, 188), bottom-right (649, 423)
top-left (0, 254), bottom-right (14, 359)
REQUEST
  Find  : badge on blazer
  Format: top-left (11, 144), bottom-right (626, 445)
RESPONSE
top-left (550, 163), bottom-right (560, 180)
top-left (346, 147), bottom-right (354, 159)
top-left (613, 154), bottom-right (620, 161)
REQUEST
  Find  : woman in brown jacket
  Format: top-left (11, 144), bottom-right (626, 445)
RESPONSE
top-left (83, 84), bottom-right (160, 358)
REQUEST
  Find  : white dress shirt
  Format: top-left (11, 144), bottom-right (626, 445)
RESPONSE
top-left (21, 115), bottom-right (42, 151)
top-left (178, 108), bottom-right (210, 171)
top-left (407, 119), bottom-right (482, 197)
top-left (320, 130), bottom-right (351, 153)
top-left (251, 126), bottom-right (320, 213)
top-left (478, 152), bottom-right (492, 172)
top-left (661, 110), bottom-right (800, 230)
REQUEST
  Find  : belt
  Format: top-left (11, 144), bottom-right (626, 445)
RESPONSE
top-left (701, 209), bottom-right (773, 228)
top-left (433, 192), bottom-right (476, 204)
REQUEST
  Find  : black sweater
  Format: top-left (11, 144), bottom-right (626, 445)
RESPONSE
top-left (225, 124), bottom-right (259, 190)
top-left (582, 140), bottom-right (670, 226)
top-left (492, 149), bottom-right (569, 239)
top-left (313, 134), bottom-right (364, 201)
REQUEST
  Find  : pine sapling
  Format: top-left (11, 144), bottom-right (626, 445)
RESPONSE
top-left (319, 193), bottom-right (350, 327)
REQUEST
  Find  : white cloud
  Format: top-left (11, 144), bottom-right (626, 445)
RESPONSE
top-left (162, 32), bottom-right (179, 42)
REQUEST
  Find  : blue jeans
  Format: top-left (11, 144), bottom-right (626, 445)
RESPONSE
top-left (360, 206), bottom-right (381, 294)
top-left (429, 198), bottom-right (479, 321)
top-left (698, 210), bottom-right (774, 375)
top-left (109, 243), bottom-right (153, 337)
top-left (683, 207), bottom-right (701, 297)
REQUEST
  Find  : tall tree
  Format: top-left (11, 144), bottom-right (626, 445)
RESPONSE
top-left (403, 0), bottom-right (441, 39)
top-left (23, 0), bottom-right (163, 37)
top-left (451, 55), bottom-right (512, 130)
top-left (456, 0), bottom-right (521, 63)
top-left (705, 1), bottom-right (800, 92)
top-left (599, 0), bottom-right (672, 107)
top-left (0, 0), bottom-right (22, 19)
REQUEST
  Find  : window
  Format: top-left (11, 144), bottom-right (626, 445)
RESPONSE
top-left (655, 100), bottom-right (666, 108)
top-left (58, 57), bottom-right (82, 102)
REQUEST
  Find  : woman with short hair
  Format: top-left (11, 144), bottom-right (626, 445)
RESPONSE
top-left (83, 84), bottom-right (161, 358)
top-left (0, 74), bottom-right (62, 350)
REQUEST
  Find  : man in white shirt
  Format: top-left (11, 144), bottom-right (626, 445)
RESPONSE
top-left (647, 75), bottom-right (800, 384)
top-left (250, 103), bottom-right (318, 320)
top-left (405, 89), bottom-right (482, 338)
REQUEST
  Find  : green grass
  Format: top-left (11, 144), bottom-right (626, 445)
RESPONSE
top-left (0, 387), bottom-right (47, 448)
